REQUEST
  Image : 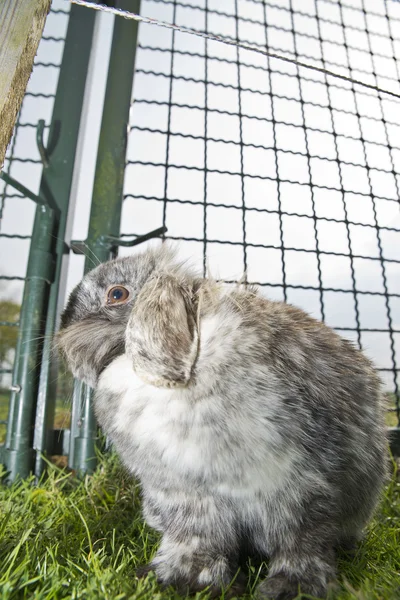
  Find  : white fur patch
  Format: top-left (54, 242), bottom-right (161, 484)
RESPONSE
top-left (197, 567), bottom-right (212, 585)
top-left (98, 352), bottom-right (296, 500)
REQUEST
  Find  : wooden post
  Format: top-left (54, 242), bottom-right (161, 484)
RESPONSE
top-left (0, 0), bottom-right (52, 171)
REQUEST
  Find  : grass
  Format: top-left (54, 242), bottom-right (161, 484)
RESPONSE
top-left (0, 453), bottom-right (399, 600)
top-left (0, 391), bottom-right (399, 599)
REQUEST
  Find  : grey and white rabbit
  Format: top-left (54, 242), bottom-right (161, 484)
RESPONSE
top-left (58, 244), bottom-right (387, 599)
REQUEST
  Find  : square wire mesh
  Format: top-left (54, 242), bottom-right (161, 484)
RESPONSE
top-left (0, 0), bottom-right (71, 442)
top-left (123, 0), bottom-right (400, 424)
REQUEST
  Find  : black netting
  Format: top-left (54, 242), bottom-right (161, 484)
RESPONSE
top-left (121, 0), bottom-right (400, 426)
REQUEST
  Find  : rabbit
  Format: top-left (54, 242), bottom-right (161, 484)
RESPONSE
top-left (58, 244), bottom-right (388, 600)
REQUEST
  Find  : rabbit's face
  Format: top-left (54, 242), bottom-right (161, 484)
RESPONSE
top-left (58, 252), bottom-right (159, 387)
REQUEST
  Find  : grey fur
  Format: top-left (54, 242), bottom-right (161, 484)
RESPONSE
top-left (59, 245), bottom-right (388, 599)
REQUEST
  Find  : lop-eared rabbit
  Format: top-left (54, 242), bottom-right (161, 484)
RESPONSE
top-left (58, 245), bottom-right (387, 599)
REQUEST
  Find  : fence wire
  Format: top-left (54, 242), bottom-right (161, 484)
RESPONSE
top-left (1, 0), bottom-right (400, 455)
top-left (0, 0), bottom-right (70, 443)
top-left (123, 0), bottom-right (400, 425)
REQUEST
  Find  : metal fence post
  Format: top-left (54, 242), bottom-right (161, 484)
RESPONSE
top-left (33, 3), bottom-right (98, 479)
top-left (68, 0), bottom-right (141, 474)
top-left (4, 204), bottom-right (57, 480)
top-left (3, 4), bottom-right (96, 481)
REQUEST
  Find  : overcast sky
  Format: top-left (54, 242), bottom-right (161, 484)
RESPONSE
top-left (1, 0), bottom-right (400, 393)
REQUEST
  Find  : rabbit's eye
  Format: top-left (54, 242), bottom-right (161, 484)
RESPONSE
top-left (106, 286), bottom-right (130, 305)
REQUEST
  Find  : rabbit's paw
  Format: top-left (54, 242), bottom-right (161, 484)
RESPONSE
top-left (256, 573), bottom-right (299, 600)
top-left (256, 572), bottom-right (327, 600)
top-left (148, 545), bottom-right (240, 596)
top-left (135, 563), bottom-right (154, 579)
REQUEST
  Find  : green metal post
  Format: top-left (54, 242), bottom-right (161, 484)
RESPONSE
top-left (3, 4), bottom-right (96, 481)
top-left (69, 0), bottom-right (141, 474)
top-left (4, 205), bottom-right (56, 479)
top-left (33, 4), bottom-right (97, 479)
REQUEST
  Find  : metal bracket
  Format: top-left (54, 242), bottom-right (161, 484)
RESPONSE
top-left (105, 225), bottom-right (167, 247)
top-left (70, 240), bottom-right (93, 255)
top-left (0, 172), bottom-right (47, 206)
top-left (36, 120), bottom-right (49, 167)
top-left (36, 119), bottom-right (61, 168)
top-left (0, 171), bottom-right (59, 213)
top-left (0, 120), bottom-right (61, 211)
top-left (71, 226), bottom-right (167, 255)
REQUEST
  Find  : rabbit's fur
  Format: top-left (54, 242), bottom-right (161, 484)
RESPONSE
top-left (59, 245), bottom-right (387, 599)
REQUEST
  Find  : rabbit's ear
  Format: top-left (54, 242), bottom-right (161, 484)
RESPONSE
top-left (126, 275), bottom-right (199, 387)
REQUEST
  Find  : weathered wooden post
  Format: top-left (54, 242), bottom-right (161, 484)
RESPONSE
top-left (0, 0), bottom-right (52, 170)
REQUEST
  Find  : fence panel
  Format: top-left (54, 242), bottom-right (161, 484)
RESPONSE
top-left (122, 0), bottom-right (400, 445)
top-left (0, 0), bottom-right (96, 480)
top-left (0, 0), bottom-right (71, 468)
top-left (2, 0), bottom-right (400, 479)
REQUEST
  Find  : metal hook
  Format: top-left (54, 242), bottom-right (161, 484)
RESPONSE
top-left (0, 172), bottom-right (46, 205)
top-left (71, 226), bottom-right (168, 255)
top-left (104, 226), bottom-right (168, 248)
top-left (36, 120), bottom-right (49, 167)
top-left (0, 171), bottom-right (59, 213)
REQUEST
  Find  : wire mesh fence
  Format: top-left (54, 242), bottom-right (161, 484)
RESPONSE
top-left (122, 0), bottom-right (400, 426)
top-left (1, 0), bottom-right (400, 478)
top-left (0, 0), bottom-right (71, 446)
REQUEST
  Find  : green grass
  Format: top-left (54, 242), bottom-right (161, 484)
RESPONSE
top-left (0, 390), bottom-right (399, 599)
top-left (0, 453), bottom-right (399, 600)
